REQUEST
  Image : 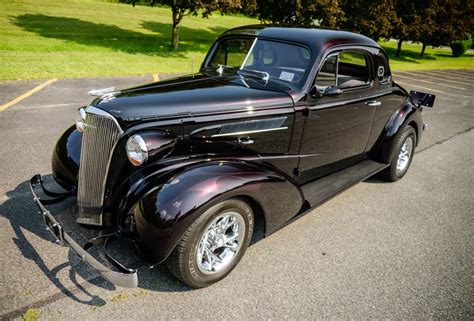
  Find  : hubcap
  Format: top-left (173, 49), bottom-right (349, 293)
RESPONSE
top-left (196, 211), bottom-right (246, 274)
top-left (396, 137), bottom-right (413, 175)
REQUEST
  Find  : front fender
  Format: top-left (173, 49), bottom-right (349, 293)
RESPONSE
top-left (375, 100), bottom-right (422, 163)
top-left (52, 125), bottom-right (82, 190)
top-left (131, 161), bottom-right (304, 264)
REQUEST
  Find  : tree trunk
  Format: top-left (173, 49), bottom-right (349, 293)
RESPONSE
top-left (420, 43), bottom-right (427, 57)
top-left (171, 6), bottom-right (183, 50)
top-left (171, 21), bottom-right (180, 50)
top-left (396, 39), bottom-right (403, 57)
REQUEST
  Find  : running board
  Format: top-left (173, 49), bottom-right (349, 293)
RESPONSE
top-left (301, 159), bottom-right (389, 208)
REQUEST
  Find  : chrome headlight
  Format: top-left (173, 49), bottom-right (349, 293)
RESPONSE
top-left (126, 135), bottom-right (148, 166)
top-left (76, 108), bottom-right (86, 133)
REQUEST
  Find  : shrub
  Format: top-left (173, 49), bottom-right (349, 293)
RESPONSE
top-left (450, 38), bottom-right (472, 57)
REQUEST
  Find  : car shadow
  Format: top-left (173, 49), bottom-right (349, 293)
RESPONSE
top-left (1, 176), bottom-right (267, 302)
top-left (363, 176), bottom-right (389, 184)
top-left (11, 14), bottom-right (226, 56)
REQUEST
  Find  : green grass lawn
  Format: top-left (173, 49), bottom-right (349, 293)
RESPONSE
top-left (380, 40), bottom-right (474, 71)
top-left (0, 0), bottom-right (472, 81)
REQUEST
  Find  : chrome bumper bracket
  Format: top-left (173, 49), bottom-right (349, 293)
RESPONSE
top-left (29, 174), bottom-right (139, 288)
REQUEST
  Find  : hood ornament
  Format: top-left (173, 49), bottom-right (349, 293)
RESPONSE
top-left (88, 87), bottom-right (120, 97)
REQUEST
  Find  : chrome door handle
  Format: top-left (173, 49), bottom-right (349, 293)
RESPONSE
top-left (366, 100), bottom-right (382, 106)
top-left (238, 136), bottom-right (254, 145)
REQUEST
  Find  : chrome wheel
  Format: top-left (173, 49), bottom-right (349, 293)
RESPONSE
top-left (196, 211), bottom-right (246, 275)
top-left (396, 136), bottom-right (413, 175)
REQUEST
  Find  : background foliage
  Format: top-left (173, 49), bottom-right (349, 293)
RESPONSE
top-left (0, 0), bottom-right (472, 80)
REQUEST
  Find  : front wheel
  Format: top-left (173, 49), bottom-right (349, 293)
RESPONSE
top-left (166, 199), bottom-right (254, 288)
top-left (380, 126), bottom-right (416, 182)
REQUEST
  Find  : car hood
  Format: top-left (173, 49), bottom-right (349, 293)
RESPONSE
top-left (91, 73), bottom-right (294, 127)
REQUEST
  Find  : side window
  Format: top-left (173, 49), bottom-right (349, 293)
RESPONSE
top-left (315, 50), bottom-right (370, 90)
top-left (376, 53), bottom-right (390, 83)
top-left (208, 39), bottom-right (254, 68)
top-left (315, 54), bottom-right (338, 87)
top-left (337, 51), bottom-right (368, 88)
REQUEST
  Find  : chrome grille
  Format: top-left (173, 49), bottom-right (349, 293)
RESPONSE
top-left (77, 107), bottom-right (122, 225)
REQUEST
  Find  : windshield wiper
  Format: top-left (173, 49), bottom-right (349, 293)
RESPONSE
top-left (238, 68), bottom-right (270, 82)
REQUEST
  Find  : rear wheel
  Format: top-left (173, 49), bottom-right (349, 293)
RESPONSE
top-left (166, 199), bottom-right (254, 288)
top-left (380, 126), bottom-right (416, 182)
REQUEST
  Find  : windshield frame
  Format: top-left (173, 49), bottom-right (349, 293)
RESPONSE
top-left (202, 35), bottom-right (314, 89)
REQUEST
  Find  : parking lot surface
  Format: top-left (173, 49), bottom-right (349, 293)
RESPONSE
top-left (0, 70), bottom-right (473, 319)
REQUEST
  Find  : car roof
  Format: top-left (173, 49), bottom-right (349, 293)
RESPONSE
top-left (219, 25), bottom-right (381, 54)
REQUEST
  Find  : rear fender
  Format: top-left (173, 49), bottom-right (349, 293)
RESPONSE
top-left (375, 100), bottom-right (422, 163)
top-left (130, 161), bottom-right (304, 264)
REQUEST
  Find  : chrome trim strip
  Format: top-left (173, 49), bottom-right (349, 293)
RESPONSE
top-left (240, 37), bottom-right (258, 70)
top-left (211, 126), bottom-right (288, 137)
top-left (191, 116), bottom-right (287, 137)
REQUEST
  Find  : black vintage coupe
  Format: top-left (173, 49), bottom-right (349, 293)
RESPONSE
top-left (30, 25), bottom-right (435, 288)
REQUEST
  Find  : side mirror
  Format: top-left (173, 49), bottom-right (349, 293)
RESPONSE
top-left (309, 85), bottom-right (322, 98)
top-left (324, 86), bottom-right (342, 96)
top-left (310, 85), bottom-right (342, 98)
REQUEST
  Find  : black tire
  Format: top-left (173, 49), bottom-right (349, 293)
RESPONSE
top-left (166, 198), bottom-right (254, 288)
top-left (380, 125), bottom-right (417, 182)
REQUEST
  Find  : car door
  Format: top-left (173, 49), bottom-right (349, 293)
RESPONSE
top-left (297, 48), bottom-right (377, 181)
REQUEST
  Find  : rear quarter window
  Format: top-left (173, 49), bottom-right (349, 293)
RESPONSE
top-left (376, 53), bottom-right (391, 83)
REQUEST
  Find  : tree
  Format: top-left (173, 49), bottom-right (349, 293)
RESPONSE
top-left (256, 0), bottom-right (343, 28)
top-left (391, 1), bottom-right (416, 57)
top-left (390, 0), bottom-right (473, 57)
top-left (129, 0), bottom-right (241, 49)
top-left (339, 0), bottom-right (398, 41)
top-left (414, 0), bottom-right (473, 56)
top-left (412, 1), bottom-right (437, 57)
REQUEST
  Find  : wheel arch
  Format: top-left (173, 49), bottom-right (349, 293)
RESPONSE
top-left (233, 194), bottom-right (267, 238)
top-left (407, 120), bottom-right (420, 146)
top-left (370, 100), bottom-right (422, 163)
top-left (130, 160), bottom-right (303, 264)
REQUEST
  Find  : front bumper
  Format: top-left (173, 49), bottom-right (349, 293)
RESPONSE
top-left (29, 174), bottom-right (138, 288)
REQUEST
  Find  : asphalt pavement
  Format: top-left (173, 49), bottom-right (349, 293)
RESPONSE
top-left (0, 70), bottom-right (473, 320)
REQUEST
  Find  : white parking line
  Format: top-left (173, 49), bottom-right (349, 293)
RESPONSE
top-left (0, 79), bottom-right (58, 111)
top-left (394, 80), bottom-right (446, 94)
top-left (393, 74), bottom-right (467, 91)
top-left (397, 71), bottom-right (473, 86)
top-left (419, 70), bottom-right (474, 81)
top-left (440, 69), bottom-right (474, 78)
top-left (415, 70), bottom-right (469, 81)
top-left (13, 103), bottom-right (76, 110)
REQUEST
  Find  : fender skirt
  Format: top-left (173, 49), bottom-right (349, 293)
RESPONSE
top-left (132, 161), bottom-right (304, 264)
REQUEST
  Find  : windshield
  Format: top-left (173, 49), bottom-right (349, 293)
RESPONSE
top-left (206, 38), bottom-right (311, 84)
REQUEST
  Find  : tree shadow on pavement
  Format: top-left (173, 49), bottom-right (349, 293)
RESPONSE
top-left (11, 14), bottom-right (225, 56)
top-left (0, 178), bottom-right (112, 308)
